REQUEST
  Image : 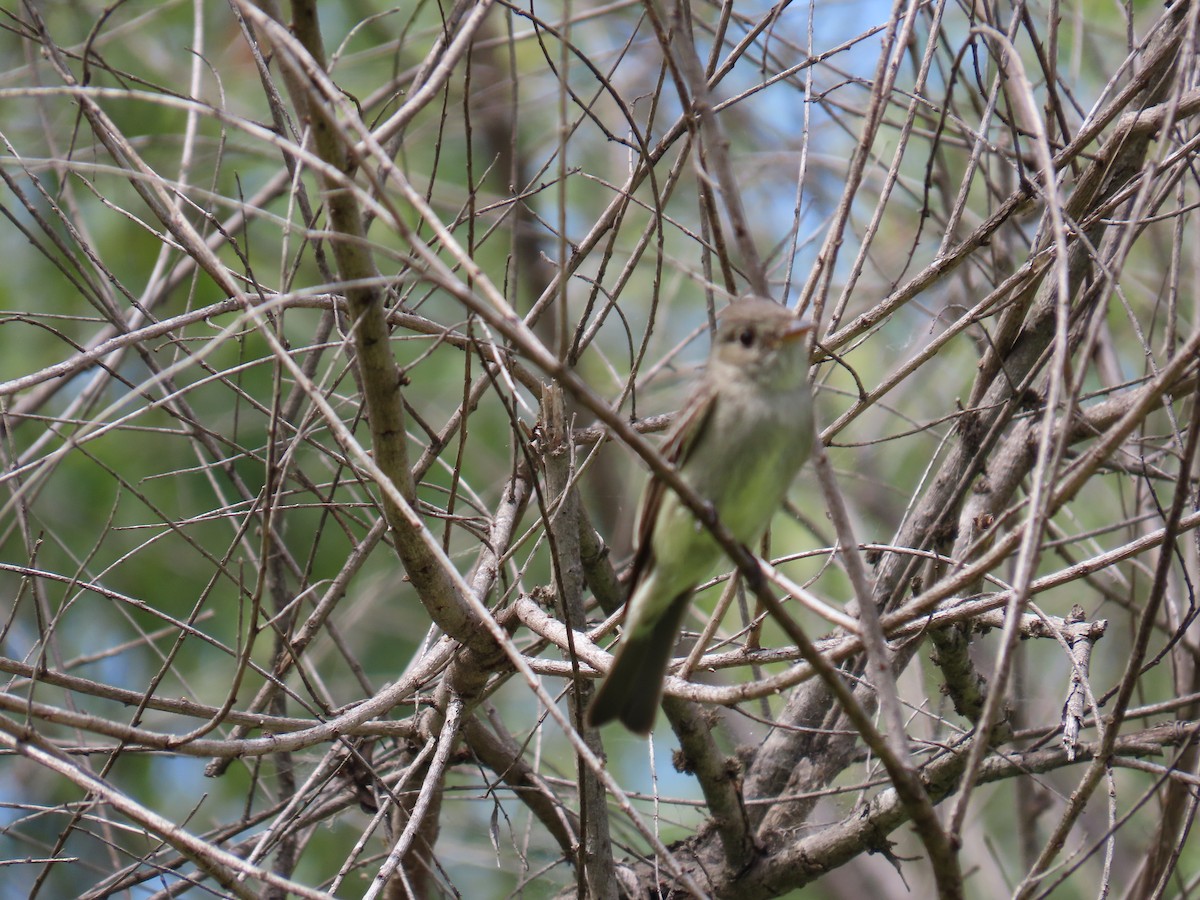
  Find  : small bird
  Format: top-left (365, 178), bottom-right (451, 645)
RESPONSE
top-left (586, 296), bottom-right (814, 734)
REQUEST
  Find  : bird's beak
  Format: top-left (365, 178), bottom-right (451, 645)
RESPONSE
top-left (780, 318), bottom-right (814, 343)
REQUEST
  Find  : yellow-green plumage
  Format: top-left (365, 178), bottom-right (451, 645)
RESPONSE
top-left (587, 297), bottom-right (814, 734)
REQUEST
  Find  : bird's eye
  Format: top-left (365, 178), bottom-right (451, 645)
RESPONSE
top-left (738, 327), bottom-right (755, 347)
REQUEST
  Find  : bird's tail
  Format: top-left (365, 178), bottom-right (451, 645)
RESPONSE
top-left (585, 593), bottom-right (692, 735)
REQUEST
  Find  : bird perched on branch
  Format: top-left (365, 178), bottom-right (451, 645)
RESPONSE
top-left (587, 296), bottom-right (815, 734)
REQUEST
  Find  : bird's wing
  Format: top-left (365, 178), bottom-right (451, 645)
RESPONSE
top-left (625, 379), bottom-right (720, 592)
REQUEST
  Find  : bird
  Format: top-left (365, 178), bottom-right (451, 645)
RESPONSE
top-left (586, 296), bottom-right (814, 734)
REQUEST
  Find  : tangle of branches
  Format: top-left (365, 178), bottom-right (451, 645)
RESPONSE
top-left (3, 2), bottom-right (1200, 898)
